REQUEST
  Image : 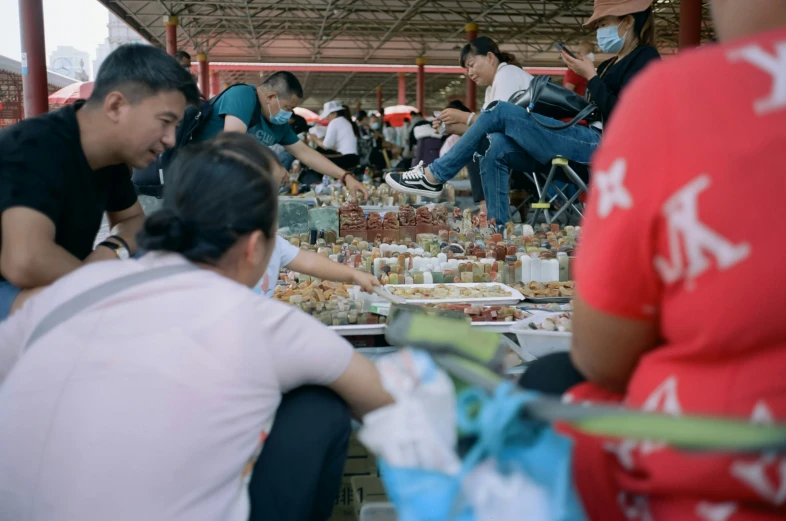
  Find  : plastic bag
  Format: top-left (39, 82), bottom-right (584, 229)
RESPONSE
top-left (463, 459), bottom-right (549, 521)
top-left (360, 349), bottom-right (460, 474)
top-left (363, 355), bottom-right (588, 521)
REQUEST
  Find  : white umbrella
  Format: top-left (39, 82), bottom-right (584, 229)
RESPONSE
top-left (382, 104), bottom-right (418, 126)
top-left (293, 106), bottom-right (320, 122)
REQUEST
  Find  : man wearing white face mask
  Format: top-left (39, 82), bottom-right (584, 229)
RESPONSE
top-left (194, 72), bottom-right (368, 198)
top-left (385, 0), bottom-right (660, 226)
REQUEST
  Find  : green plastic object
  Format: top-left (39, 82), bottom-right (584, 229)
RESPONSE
top-left (385, 310), bottom-right (786, 453)
top-left (385, 311), bottom-right (504, 369)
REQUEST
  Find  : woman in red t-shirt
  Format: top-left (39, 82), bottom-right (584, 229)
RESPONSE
top-left (521, 1), bottom-right (786, 520)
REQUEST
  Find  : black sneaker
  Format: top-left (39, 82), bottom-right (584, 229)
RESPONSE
top-left (385, 162), bottom-right (444, 198)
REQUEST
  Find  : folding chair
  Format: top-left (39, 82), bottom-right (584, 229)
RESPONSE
top-left (525, 157), bottom-right (589, 226)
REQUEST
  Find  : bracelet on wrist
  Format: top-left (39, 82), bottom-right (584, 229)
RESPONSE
top-left (466, 112), bottom-right (476, 126)
top-left (108, 235), bottom-right (130, 253)
top-left (96, 240), bottom-right (130, 260)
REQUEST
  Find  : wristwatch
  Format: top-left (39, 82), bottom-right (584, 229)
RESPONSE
top-left (97, 240), bottom-right (130, 260)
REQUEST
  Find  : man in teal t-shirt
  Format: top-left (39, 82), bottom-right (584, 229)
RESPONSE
top-left (193, 71), bottom-right (367, 197)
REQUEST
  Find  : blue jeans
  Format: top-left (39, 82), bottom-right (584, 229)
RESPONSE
top-left (429, 101), bottom-right (601, 224)
top-left (480, 134), bottom-right (542, 224)
top-left (0, 281), bottom-right (21, 321)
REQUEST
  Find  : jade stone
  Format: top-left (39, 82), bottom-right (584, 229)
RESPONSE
top-left (278, 201), bottom-right (309, 235)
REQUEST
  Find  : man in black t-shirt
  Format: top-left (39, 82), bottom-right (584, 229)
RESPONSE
top-left (0, 44), bottom-right (199, 319)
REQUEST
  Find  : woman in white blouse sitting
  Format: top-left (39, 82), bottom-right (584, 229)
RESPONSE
top-left (388, 37), bottom-right (532, 216)
top-left (309, 100), bottom-right (360, 171)
top-left (437, 37), bottom-right (532, 137)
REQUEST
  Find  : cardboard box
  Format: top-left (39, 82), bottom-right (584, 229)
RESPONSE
top-left (351, 476), bottom-right (390, 518)
top-left (328, 477), bottom-right (356, 521)
top-left (345, 436), bottom-right (378, 476)
top-left (327, 434), bottom-right (378, 521)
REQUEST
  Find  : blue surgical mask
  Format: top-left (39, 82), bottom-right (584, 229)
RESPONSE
top-left (268, 96), bottom-right (293, 125)
top-left (371, 123), bottom-right (380, 130)
top-left (597, 22), bottom-right (628, 54)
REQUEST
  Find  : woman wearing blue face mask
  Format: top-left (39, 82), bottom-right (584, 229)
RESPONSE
top-left (562, 0), bottom-right (659, 123)
top-left (385, 0), bottom-right (660, 226)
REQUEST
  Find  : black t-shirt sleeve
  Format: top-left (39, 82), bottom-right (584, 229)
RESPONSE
top-left (0, 127), bottom-right (65, 224)
top-left (104, 164), bottom-right (138, 213)
top-left (587, 46), bottom-right (661, 122)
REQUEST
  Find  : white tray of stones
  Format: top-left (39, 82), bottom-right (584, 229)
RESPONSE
top-left (384, 283), bottom-right (524, 306)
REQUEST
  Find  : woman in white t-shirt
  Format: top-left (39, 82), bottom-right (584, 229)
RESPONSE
top-left (0, 133), bottom-right (392, 521)
top-left (387, 37), bottom-right (532, 215)
top-left (309, 100), bottom-right (360, 171)
top-left (425, 38), bottom-right (532, 138)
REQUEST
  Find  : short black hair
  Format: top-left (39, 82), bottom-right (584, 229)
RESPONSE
top-left (447, 99), bottom-right (471, 113)
top-left (90, 44), bottom-right (200, 105)
top-left (262, 71), bottom-right (304, 100)
top-left (175, 50), bottom-right (191, 62)
top-left (357, 110), bottom-right (368, 121)
top-left (460, 36), bottom-right (518, 68)
top-left (137, 133), bottom-right (280, 264)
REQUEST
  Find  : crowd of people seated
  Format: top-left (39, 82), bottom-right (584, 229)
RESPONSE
top-left (0, 0), bottom-right (785, 519)
top-left (386, 2), bottom-right (660, 226)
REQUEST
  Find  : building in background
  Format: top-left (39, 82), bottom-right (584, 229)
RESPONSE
top-left (94, 13), bottom-right (147, 77)
top-left (49, 46), bottom-right (91, 81)
top-left (0, 55), bottom-right (76, 128)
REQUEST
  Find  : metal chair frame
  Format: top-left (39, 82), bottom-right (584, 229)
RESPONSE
top-left (524, 157), bottom-right (589, 225)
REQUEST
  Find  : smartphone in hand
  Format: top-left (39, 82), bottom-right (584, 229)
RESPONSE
top-left (553, 42), bottom-right (577, 59)
top-left (433, 111), bottom-right (446, 135)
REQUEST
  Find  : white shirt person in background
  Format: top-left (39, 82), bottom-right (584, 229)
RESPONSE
top-left (309, 100), bottom-right (361, 172)
top-left (0, 133), bottom-right (392, 521)
top-left (387, 36), bottom-right (533, 214)
top-left (435, 36), bottom-right (533, 137)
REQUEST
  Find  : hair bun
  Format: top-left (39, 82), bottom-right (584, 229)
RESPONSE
top-left (137, 209), bottom-right (197, 254)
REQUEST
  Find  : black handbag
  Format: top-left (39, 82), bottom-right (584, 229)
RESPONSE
top-left (508, 75), bottom-right (600, 131)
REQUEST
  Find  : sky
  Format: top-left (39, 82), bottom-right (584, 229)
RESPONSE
top-left (0, 0), bottom-right (113, 76)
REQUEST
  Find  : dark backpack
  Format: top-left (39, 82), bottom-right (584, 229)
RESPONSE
top-left (131, 83), bottom-right (257, 198)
